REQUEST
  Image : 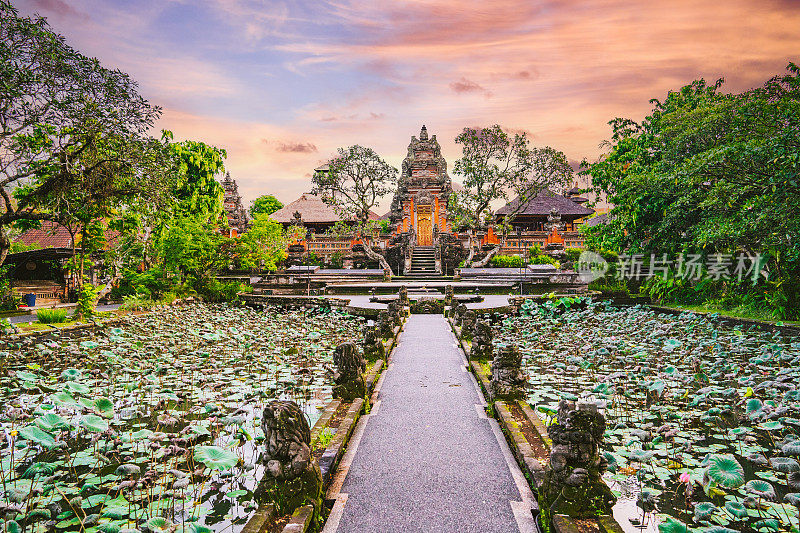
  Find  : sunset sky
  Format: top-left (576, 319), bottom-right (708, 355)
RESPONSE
top-left (15, 0), bottom-right (800, 211)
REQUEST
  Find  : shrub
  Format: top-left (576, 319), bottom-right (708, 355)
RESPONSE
top-left (36, 308), bottom-right (69, 323)
top-left (120, 294), bottom-right (157, 311)
top-left (75, 283), bottom-right (99, 318)
top-left (564, 247), bottom-right (582, 263)
top-left (489, 255), bottom-right (525, 268)
top-left (530, 254), bottom-right (560, 269)
top-left (194, 279), bottom-right (247, 303)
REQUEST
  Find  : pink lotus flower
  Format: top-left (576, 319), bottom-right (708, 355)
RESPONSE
top-left (679, 472), bottom-right (691, 484)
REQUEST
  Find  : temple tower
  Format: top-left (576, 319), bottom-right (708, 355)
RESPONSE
top-left (389, 126), bottom-right (453, 246)
top-left (221, 172), bottom-right (249, 236)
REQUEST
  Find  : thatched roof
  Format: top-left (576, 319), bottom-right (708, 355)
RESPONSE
top-left (496, 188), bottom-right (594, 218)
top-left (271, 193), bottom-right (379, 224)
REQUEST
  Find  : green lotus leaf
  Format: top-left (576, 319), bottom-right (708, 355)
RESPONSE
top-left (770, 456), bottom-right (799, 473)
top-left (18, 425), bottom-right (56, 448)
top-left (758, 420), bottom-right (784, 431)
top-left (745, 479), bottom-right (776, 500)
top-left (658, 517), bottom-right (688, 533)
top-left (724, 501), bottom-right (748, 518)
top-left (94, 397), bottom-right (115, 418)
top-left (22, 461), bottom-right (57, 478)
top-left (746, 398), bottom-right (763, 418)
top-left (65, 381), bottom-right (91, 395)
top-left (80, 414), bottom-right (109, 433)
top-left (193, 445), bottom-right (240, 470)
top-left (752, 519), bottom-right (780, 532)
top-left (60, 368), bottom-right (82, 380)
top-left (694, 501), bottom-right (717, 521)
top-left (705, 454), bottom-right (745, 488)
top-left (15, 370), bottom-right (39, 382)
top-left (36, 412), bottom-right (72, 432)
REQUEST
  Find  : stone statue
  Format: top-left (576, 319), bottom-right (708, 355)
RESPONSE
top-left (332, 341), bottom-right (367, 401)
top-left (489, 343), bottom-right (526, 400)
top-left (257, 400), bottom-right (322, 513)
top-left (453, 302), bottom-right (467, 323)
top-left (541, 399), bottom-right (617, 516)
top-left (460, 310), bottom-right (477, 339)
top-left (469, 320), bottom-right (493, 360)
top-left (386, 300), bottom-right (403, 327)
top-left (362, 325), bottom-right (385, 361)
top-left (398, 286), bottom-right (409, 306)
top-left (377, 310), bottom-right (394, 339)
top-left (444, 285), bottom-right (454, 307)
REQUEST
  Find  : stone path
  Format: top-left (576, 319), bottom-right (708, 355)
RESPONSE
top-left (324, 314), bottom-right (536, 533)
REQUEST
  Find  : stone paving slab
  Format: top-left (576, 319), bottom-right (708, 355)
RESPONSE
top-left (329, 314), bottom-right (533, 533)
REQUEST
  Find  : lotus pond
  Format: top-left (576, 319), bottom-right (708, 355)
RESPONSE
top-left (0, 303), bottom-right (362, 533)
top-left (497, 300), bottom-right (800, 533)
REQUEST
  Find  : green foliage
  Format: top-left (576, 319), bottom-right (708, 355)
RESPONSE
top-left (584, 64), bottom-right (800, 318)
top-left (489, 254), bottom-right (526, 268)
top-left (36, 308), bottom-right (69, 324)
top-left (75, 283), bottom-right (98, 318)
top-left (119, 294), bottom-right (157, 311)
top-left (529, 252), bottom-right (559, 268)
top-left (234, 213), bottom-right (297, 271)
top-left (564, 247), bottom-right (582, 263)
top-left (170, 140), bottom-right (226, 221)
top-left (250, 194), bottom-right (283, 217)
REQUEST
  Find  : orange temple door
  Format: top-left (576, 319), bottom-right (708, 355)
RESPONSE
top-left (417, 206), bottom-right (433, 246)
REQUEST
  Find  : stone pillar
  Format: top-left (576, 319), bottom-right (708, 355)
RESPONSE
top-left (489, 343), bottom-right (526, 400)
top-left (377, 310), bottom-right (394, 339)
top-left (541, 399), bottom-right (617, 517)
top-left (332, 341), bottom-right (367, 401)
top-left (257, 400), bottom-right (322, 514)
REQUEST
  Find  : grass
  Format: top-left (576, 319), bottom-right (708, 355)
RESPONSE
top-left (36, 308), bottom-right (70, 324)
top-left (657, 302), bottom-right (800, 326)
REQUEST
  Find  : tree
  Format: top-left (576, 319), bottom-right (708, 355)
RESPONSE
top-left (0, 1), bottom-right (166, 265)
top-left (235, 213), bottom-right (302, 271)
top-left (311, 145), bottom-right (397, 274)
top-left (584, 64), bottom-right (800, 318)
top-left (450, 125), bottom-right (573, 266)
top-left (250, 195), bottom-right (283, 217)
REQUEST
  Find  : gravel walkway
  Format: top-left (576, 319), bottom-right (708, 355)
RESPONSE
top-left (327, 314), bottom-right (536, 533)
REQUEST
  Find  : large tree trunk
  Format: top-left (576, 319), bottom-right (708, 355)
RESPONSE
top-left (0, 227), bottom-right (9, 267)
top-left (471, 244), bottom-right (501, 267)
top-left (362, 236), bottom-right (393, 276)
top-left (464, 235), bottom-right (476, 266)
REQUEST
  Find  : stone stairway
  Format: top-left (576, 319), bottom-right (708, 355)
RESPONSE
top-left (406, 246), bottom-right (437, 276)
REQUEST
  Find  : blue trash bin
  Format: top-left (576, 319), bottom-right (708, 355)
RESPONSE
top-left (23, 293), bottom-right (36, 307)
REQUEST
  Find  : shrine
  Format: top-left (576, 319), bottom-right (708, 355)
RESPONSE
top-left (388, 125), bottom-right (454, 246)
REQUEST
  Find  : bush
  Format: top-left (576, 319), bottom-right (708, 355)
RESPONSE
top-left (36, 308), bottom-right (69, 323)
top-left (489, 255), bottom-right (525, 268)
top-left (564, 247), bottom-right (582, 263)
top-left (120, 294), bottom-right (157, 311)
top-left (194, 279), bottom-right (247, 303)
top-left (530, 254), bottom-right (560, 269)
top-left (75, 283), bottom-right (99, 318)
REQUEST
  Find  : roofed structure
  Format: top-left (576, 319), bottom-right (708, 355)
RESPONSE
top-left (496, 189), bottom-right (594, 231)
top-left (271, 192), bottom-right (378, 233)
top-left (221, 172), bottom-right (249, 236)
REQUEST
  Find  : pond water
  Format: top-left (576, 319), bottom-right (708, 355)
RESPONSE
top-left (0, 304), bottom-right (363, 533)
top-left (495, 300), bottom-right (800, 533)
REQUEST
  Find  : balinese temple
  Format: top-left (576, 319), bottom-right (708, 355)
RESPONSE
top-left (387, 125), bottom-right (454, 247)
top-left (221, 172), bottom-right (249, 237)
top-left (271, 125), bottom-right (594, 273)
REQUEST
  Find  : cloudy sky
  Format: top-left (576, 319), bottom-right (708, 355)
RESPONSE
top-left (15, 0), bottom-right (800, 211)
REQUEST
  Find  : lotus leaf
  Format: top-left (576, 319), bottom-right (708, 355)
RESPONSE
top-left (193, 445), bottom-right (239, 470)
